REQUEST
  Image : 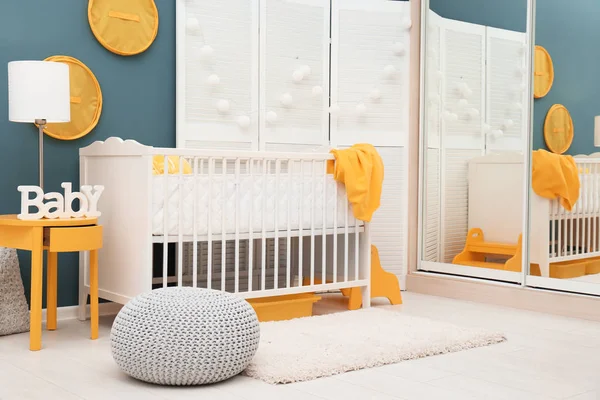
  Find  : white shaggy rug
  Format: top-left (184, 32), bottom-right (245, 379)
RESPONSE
top-left (243, 308), bottom-right (505, 384)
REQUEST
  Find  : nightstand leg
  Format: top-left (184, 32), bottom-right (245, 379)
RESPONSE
top-left (47, 251), bottom-right (58, 331)
top-left (30, 227), bottom-right (44, 351)
top-left (90, 249), bottom-right (99, 340)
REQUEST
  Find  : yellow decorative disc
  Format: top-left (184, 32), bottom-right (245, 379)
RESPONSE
top-left (534, 45), bottom-right (554, 99)
top-left (544, 104), bottom-right (573, 154)
top-left (88, 0), bottom-right (159, 56)
top-left (42, 56), bottom-right (102, 141)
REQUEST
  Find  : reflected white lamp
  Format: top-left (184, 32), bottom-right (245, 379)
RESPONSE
top-left (8, 61), bottom-right (70, 189)
top-left (595, 116), bottom-right (600, 147)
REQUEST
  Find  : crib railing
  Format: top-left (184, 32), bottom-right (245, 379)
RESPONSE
top-left (549, 158), bottom-right (600, 263)
top-left (152, 150), bottom-right (371, 300)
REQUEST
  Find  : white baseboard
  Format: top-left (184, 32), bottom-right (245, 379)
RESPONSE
top-left (41, 302), bottom-right (122, 323)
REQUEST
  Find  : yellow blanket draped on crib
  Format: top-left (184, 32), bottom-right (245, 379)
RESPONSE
top-left (532, 149), bottom-right (580, 211)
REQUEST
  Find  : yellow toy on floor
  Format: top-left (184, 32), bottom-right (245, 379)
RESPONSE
top-left (453, 227), bottom-right (600, 279)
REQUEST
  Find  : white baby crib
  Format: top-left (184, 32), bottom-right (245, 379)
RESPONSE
top-left (77, 137), bottom-right (371, 319)
top-left (467, 152), bottom-right (600, 277)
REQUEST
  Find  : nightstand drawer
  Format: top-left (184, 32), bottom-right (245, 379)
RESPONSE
top-left (48, 225), bottom-right (103, 252)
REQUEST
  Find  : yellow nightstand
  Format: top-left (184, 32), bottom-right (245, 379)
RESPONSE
top-left (0, 215), bottom-right (102, 351)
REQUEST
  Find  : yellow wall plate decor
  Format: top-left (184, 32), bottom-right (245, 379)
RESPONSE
top-left (544, 104), bottom-right (574, 154)
top-left (534, 45), bottom-right (554, 99)
top-left (42, 56), bottom-right (102, 141)
top-left (88, 0), bottom-right (159, 56)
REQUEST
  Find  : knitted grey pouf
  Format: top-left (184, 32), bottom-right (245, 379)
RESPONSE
top-left (0, 247), bottom-right (30, 336)
top-left (110, 287), bottom-right (260, 386)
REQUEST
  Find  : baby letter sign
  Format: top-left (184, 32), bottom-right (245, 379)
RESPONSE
top-left (17, 183), bottom-right (104, 220)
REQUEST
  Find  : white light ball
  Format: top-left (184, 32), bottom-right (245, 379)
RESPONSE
top-left (292, 70), bottom-right (305, 82)
top-left (236, 115), bottom-right (250, 129)
top-left (383, 64), bottom-right (397, 79)
top-left (393, 42), bottom-right (406, 56)
top-left (458, 99), bottom-right (468, 108)
top-left (402, 18), bottom-right (412, 30)
top-left (216, 99), bottom-right (230, 114)
top-left (492, 129), bottom-right (504, 138)
top-left (301, 65), bottom-right (311, 76)
top-left (200, 45), bottom-right (214, 58)
top-left (266, 111), bottom-right (278, 123)
top-left (504, 119), bottom-right (515, 128)
top-left (329, 104), bottom-right (341, 114)
top-left (312, 85), bottom-right (323, 96)
top-left (186, 17), bottom-right (201, 35)
top-left (206, 74), bottom-right (220, 85)
top-left (280, 93), bottom-right (293, 107)
top-left (369, 89), bottom-right (382, 101)
top-left (356, 103), bottom-right (367, 116)
top-left (483, 123), bottom-right (491, 133)
top-left (467, 108), bottom-right (480, 118)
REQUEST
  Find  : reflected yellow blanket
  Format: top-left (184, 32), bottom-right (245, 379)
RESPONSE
top-left (329, 144), bottom-right (384, 222)
top-left (152, 155), bottom-right (192, 175)
top-left (532, 149), bottom-right (580, 211)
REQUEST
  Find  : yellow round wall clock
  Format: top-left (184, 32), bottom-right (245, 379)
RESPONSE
top-left (544, 104), bottom-right (574, 154)
top-left (41, 56), bottom-right (103, 140)
top-left (534, 45), bottom-right (554, 99)
top-left (88, 0), bottom-right (159, 56)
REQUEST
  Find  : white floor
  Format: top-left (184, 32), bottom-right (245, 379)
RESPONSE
top-left (1, 292), bottom-right (599, 400)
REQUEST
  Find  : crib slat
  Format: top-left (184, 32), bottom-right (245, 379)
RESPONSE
top-left (592, 163), bottom-right (600, 252)
top-left (310, 160), bottom-right (316, 286)
top-left (587, 164), bottom-right (591, 254)
top-left (177, 157), bottom-right (184, 287)
top-left (234, 158), bottom-right (240, 293)
top-left (192, 158), bottom-right (198, 288)
top-left (322, 160), bottom-right (327, 286)
top-left (163, 155), bottom-right (169, 288)
top-left (344, 192), bottom-right (349, 282)
top-left (207, 158), bottom-right (213, 290)
top-left (299, 160), bottom-right (304, 287)
top-left (248, 159), bottom-right (254, 293)
top-left (274, 159), bottom-right (280, 290)
top-left (221, 159), bottom-right (227, 292)
top-left (355, 216), bottom-right (359, 281)
top-left (286, 160), bottom-right (292, 289)
top-left (575, 187), bottom-right (580, 256)
top-left (261, 159), bottom-right (267, 291)
top-left (333, 178), bottom-right (338, 284)
top-left (557, 199), bottom-right (562, 259)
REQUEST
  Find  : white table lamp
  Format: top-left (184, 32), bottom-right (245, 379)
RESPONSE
top-left (8, 60), bottom-right (71, 189)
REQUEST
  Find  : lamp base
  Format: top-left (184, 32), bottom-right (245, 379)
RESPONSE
top-left (35, 119), bottom-right (46, 190)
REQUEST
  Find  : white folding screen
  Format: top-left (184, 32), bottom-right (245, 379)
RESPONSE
top-left (260, 0), bottom-right (330, 151)
top-left (176, 0), bottom-right (411, 283)
top-left (330, 0), bottom-right (410, 148)
top-left (426, 10), bottom-right (528, 263)
top-left (485, 27), bottom-right (528, 153)
top-left (329, 0), bottom-right (410, 282)
top-left (176, 0), bottom-right (260, 150)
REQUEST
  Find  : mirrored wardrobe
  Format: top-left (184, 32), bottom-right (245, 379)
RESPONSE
top-left (525, 1), bottom-right (600, 296)
top-left (418, 0), bottom-right (531, 283)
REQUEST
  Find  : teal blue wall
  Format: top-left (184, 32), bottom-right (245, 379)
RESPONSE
top-left (533, 0), bottom-right (599, 155)
top-left (430, 0), bottom-right (526, 32)
top-left (0, 0), bottom-right (175, 307)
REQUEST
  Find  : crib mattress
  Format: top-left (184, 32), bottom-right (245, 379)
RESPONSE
top-left (152, 175), bottom-right (360, 236)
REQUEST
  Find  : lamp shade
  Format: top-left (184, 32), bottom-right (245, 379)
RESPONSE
top-left (8, 60), bottom-right (70, 123)
top-left (595, 116), bottom-right (600, 147)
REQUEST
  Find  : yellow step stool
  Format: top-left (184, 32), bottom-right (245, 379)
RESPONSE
top-left (247, 293), bottom-right (321, 322)
top-left (452, 228), bottom-right (522, 272)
